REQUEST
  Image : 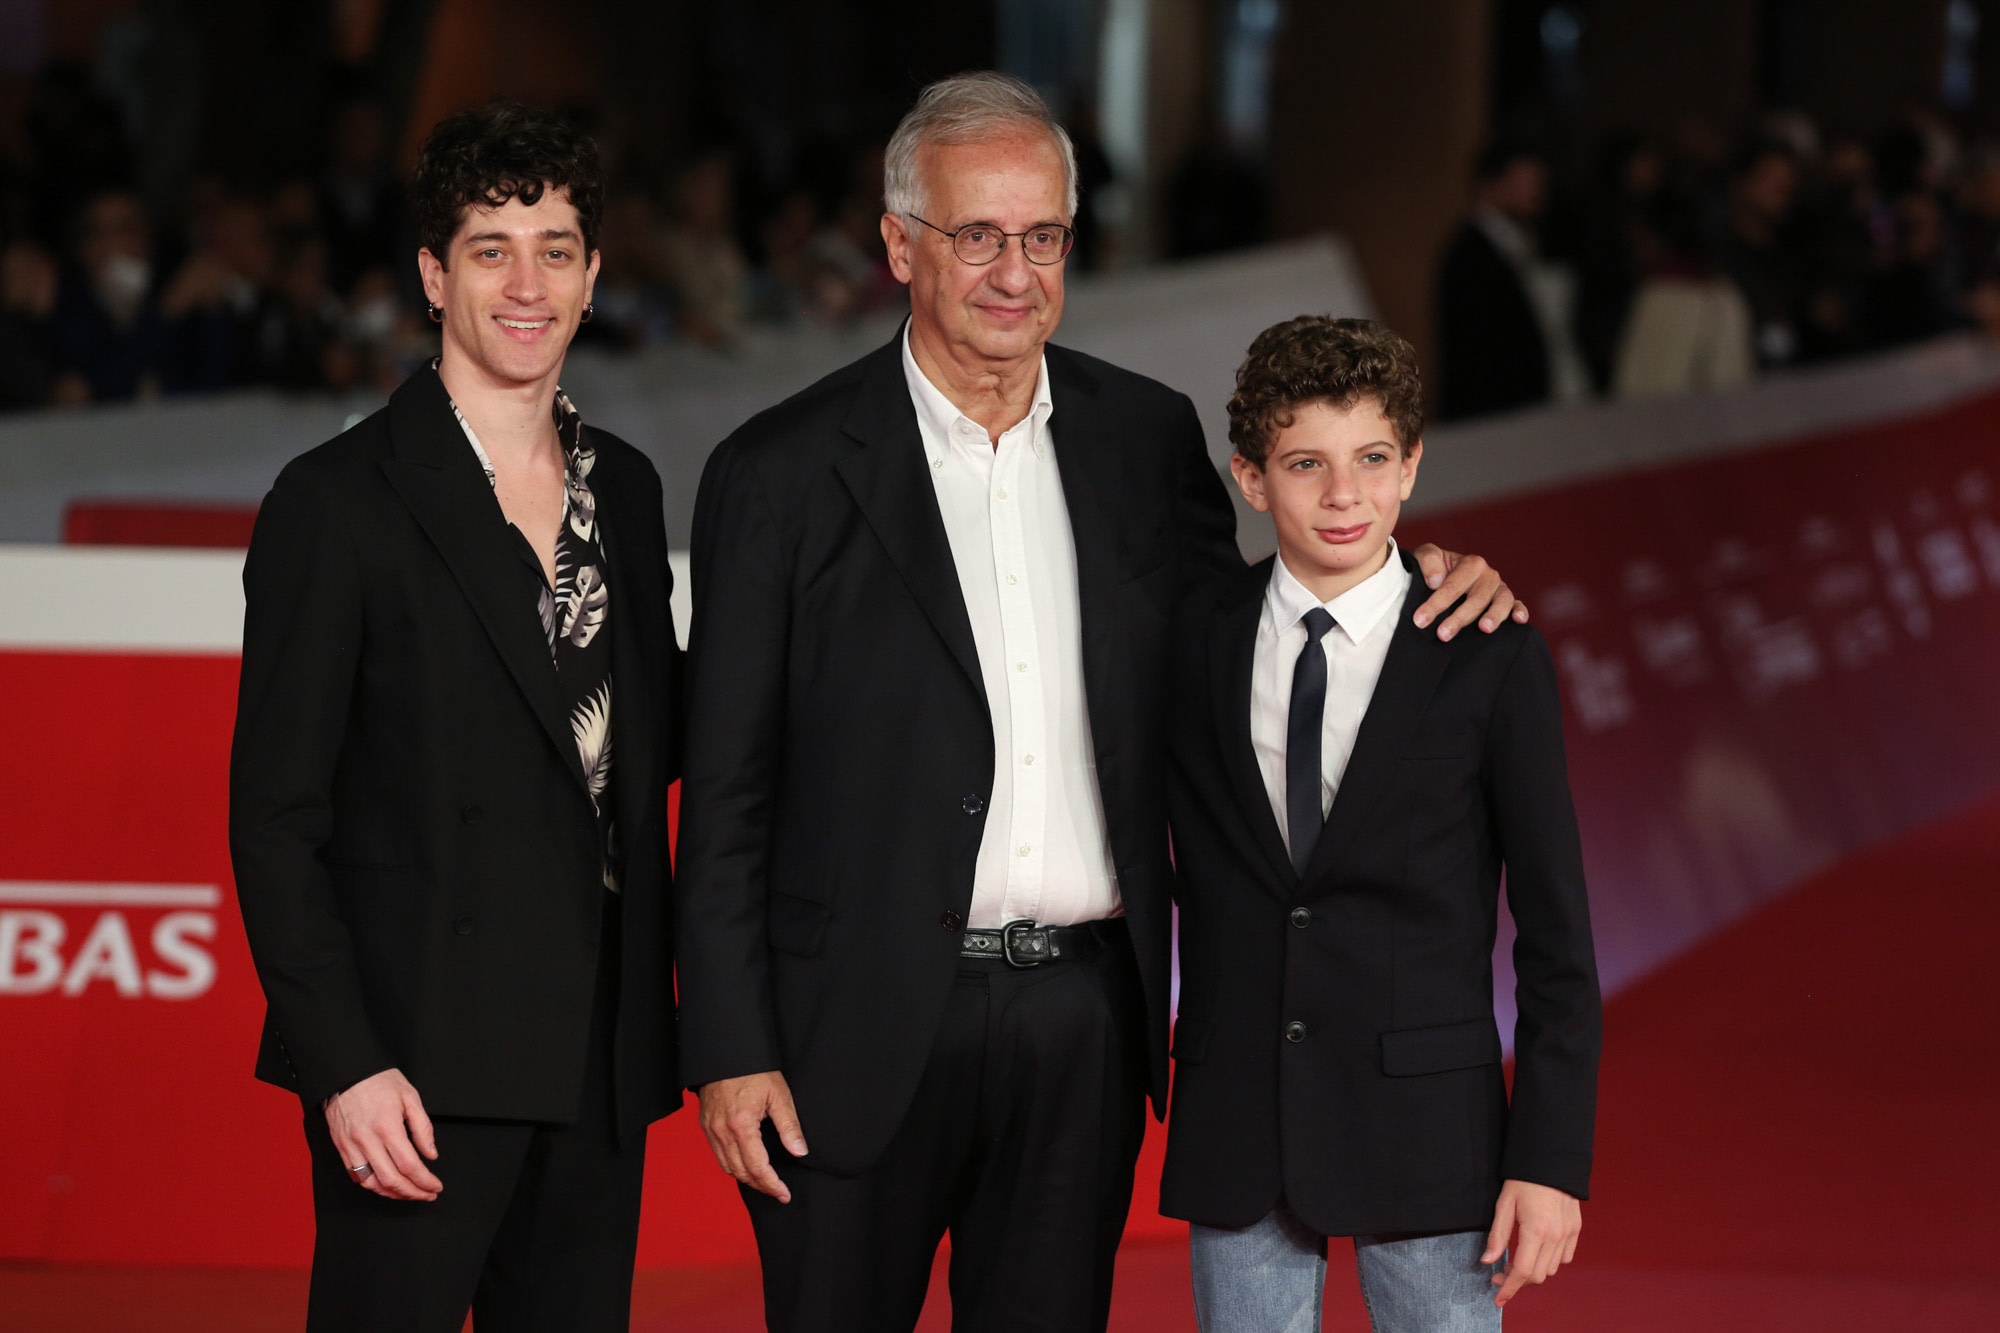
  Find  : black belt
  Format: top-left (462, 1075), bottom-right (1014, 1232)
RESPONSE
top-left (959, 917), bottom-right (1124, 967)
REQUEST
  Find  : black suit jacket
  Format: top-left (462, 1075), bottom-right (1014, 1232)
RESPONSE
top-left (229, 366), bottom-right (682, 1134)
top-left (1159, 551), bottom-right (1600, 1236)
top-left (1435, 221), bottom-right (1552, 421)
top-left (675, 329), bottom-right (1241, 1173)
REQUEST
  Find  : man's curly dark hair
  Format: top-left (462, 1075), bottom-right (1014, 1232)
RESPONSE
top-left (412, 99), bottom-right (605, 268)
top-left (1227, 316), bottom-right (1425, 466)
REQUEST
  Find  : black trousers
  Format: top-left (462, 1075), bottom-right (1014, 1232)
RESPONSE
top-left (745, 922), bottom-right (1151, 1333)
top-left (303, 906), bottom-right (645, 1333)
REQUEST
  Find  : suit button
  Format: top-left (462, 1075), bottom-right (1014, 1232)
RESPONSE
top-left (461, 805), bottom-right (484, 825)
top-left (453, 915), bottom-right (475, 936)
top-left (1284, 1020), bottom-right (1308, 1042)
top-left (1290, 907), bottom-right (1312, 929)
top-left (940, 910), bottom-right (965, 931)
top-left (962, 794), bottom-right (985, 815)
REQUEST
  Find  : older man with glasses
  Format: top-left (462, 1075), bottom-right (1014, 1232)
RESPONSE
top-left (674, 71), bottom-right (1525, 1332)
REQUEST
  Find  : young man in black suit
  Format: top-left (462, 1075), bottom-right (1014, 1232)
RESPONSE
top-left (229, 102), bottom-right (681, 1331)
top-left (1160, 317), bottom-right (1601, 1331)
top-left (676, 74), bottom-right (1528, 1332)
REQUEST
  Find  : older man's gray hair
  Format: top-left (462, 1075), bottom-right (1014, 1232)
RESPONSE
top-left (883, 71), bottom-right (1080, 222)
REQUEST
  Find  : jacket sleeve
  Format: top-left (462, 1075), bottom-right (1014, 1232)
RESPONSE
top-left (673, 435), bottom-right (790, 1087)
top-left (1483, 628), bottom-right (1602, 1198)
top-left (228, 465), bottom-right (394, 1104)
top-left (1171, 391), bottom-right (1245, 589)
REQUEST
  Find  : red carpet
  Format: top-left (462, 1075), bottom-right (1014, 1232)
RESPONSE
top-left (6, 789), bottom-right (1997, 1330)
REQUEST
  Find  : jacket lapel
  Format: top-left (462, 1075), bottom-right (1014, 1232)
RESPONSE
top-left (1209, 558), bottom-right (1297, 887)
top-left (833, 332), bottom-right (987, 703)
top-left (1299, 550), bottom-right (1450, 886)
top-left (1046, 349), bottom-right (1123, 753)
top-left (379, 368), bottom-right (589, 796)
top-left (590, 441), bottom-right (666, 858)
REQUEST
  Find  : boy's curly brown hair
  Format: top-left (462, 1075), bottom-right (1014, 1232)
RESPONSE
top-left (1226, 316), bottom-right (1425, 466)
top-left (412, 99), bottom-right (604, 268)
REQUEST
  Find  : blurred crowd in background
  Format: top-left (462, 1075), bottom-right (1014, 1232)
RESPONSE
top-left (0, 61), bottom-right (948, 413)
top-left (0, 64), bottom-right (426, 411)
top-left (1436, 103), bottom-right (2000, 418)
top-left (2, 50), bottom-right (1996, 424)
top-left (0, 57), bottom-right (1179, 416)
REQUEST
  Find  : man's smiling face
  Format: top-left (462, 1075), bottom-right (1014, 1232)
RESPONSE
top-left (886, 130), bottom-right (1069, 372)
top-left (418, 188), bottom-right (598, 390)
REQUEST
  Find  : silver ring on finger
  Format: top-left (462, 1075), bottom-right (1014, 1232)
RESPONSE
top-left (347, 1162), bottom-right (373, 1179)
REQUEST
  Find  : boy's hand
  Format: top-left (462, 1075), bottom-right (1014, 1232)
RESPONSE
top-left (1408, 545), bottom-right (1529, 640)
top-left (1482, 1178), bottom-right (1581, 1309)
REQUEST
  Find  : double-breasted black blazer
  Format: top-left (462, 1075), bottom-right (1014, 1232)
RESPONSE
top-left (1160, 550), bottom-right (1601, 1236)
top-left (674, 328), bottom-right (1241, 1174)
top-left (229, 366), bottom-right (682, 1134)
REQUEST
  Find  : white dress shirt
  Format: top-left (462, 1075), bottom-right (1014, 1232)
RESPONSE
top-left (902, 328), bottom-right (1121, 928)
top-left (1250, 542), bottom-right (1412, 851)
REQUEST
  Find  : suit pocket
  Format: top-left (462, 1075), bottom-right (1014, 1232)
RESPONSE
top-left (1171, 1016), bottom-right (1212, 1065)
top-left (323, 851), bottom-right (416, 873)
top-left (1402, 745), bottom-right (1478, 763)
top-left (767, 891), bottom-right (831, 958)
top-left (1116, 549), bottom-right (1171, 587)
top-left (1380, 1017), bottom-right (1502, 1077)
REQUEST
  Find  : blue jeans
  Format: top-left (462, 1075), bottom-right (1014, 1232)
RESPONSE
top-left (1190, 1203), bottom-right (1502, 1333)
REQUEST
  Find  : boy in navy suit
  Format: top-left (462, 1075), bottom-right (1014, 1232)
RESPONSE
top-left (1159, 317), bottom-right (1600, 1331)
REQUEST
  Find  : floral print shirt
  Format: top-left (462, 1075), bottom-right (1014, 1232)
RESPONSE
top-left (447, 380), bottom-right (618, 891)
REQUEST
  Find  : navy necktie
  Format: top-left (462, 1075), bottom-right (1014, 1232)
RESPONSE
top-left (1287, 607), bottom-right (1337, 876)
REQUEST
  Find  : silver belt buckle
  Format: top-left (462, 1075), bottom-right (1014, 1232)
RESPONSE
top-left (1001, 918), bottom-right (1046, 968)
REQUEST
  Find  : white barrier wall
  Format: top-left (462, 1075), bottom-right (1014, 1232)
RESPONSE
top-left (6, 233), bottom-right (1998, 557)
top-left (0, 237), bottom-right (1377, 547)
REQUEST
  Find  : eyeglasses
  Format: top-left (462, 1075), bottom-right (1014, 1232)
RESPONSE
top-left (908, 215), bottom-right (1075, 266)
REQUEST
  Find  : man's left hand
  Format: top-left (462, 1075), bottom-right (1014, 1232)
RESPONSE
top-left (1408, 545), bottom-right (1529, 640)
top-left (1482, 1178), bottom-right (1581, 1309)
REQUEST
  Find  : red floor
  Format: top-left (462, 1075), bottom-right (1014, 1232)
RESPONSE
top-left (6, 790), bottom-right (1999, 1330)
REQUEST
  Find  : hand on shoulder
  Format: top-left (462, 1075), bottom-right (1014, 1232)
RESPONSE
top-left (1408, 544), bottom-right (1531, 640)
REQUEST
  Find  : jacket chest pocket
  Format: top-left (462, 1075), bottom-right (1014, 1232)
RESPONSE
top-left (1115, 530), bottom-right (1172, 587)
top-left (768, 891), bottom-right (831, 957)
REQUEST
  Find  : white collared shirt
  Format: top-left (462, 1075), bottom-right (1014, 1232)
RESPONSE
top-left (902, 327), bottom-right (1120, 928)
top-left (1250, 541), bottom-right (1411, 851)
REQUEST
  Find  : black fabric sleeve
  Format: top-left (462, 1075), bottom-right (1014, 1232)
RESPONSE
top-left (228, 467), bottom-right (393, 1104)
top-left (673, 436), bottom-right (791, 1088)
top-left (1170, 391), bottom-right (1245, 589)
top-left (1484, 628), bottom-right (1603, 1198)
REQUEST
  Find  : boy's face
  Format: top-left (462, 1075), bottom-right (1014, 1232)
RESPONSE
top-left (1231, 397), bottom-right (1422, 600)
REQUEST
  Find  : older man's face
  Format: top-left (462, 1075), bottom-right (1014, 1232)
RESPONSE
top-left (887, 130), bottom-right (1068, 369)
